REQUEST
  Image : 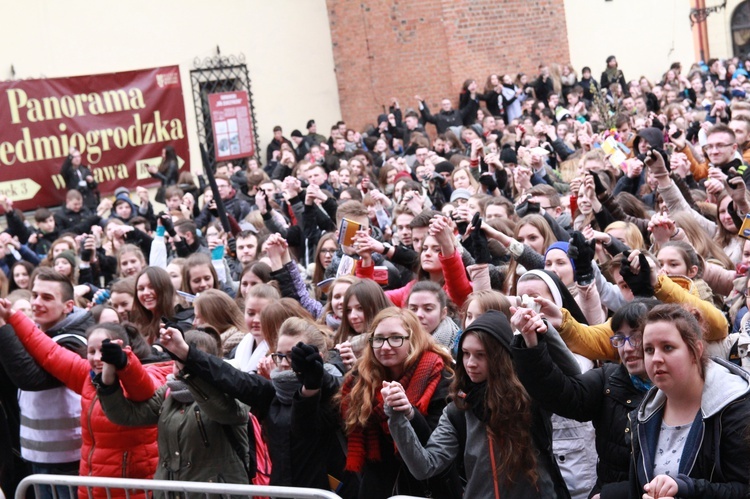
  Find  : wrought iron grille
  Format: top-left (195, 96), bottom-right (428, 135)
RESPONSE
top-left (190, 48), bottom-right (261, 172)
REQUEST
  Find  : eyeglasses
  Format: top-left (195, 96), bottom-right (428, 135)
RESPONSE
top-left (320, 249), bottom-right (337, 255)
top-left (270, 353), bottom-right (290, 366)
top-left (610, 334), bottom-right (642, 348)
top-left (370, 335), bottom-right (409, 349)
top-left (704, 143), bottom-right (734, 151)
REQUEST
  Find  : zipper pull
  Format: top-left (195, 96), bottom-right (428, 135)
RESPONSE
top-left (194, 406), bottom-right (210, 447)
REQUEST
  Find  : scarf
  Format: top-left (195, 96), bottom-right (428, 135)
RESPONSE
top-left (166, 374), bottom-right (194, 404)
top-left (604, 67), bottom-right (621, 82)
top-left (432, 317), bottom-right (459, 350)
top-left (342, 350), bottom-right (445, 472)
top-left (326, 313), bottom-right (342, 331)
top-left (271, 369), bottom-right (302, 405)
top-left (460, 381), bottom-right (488, 422)
top-left (630, 375), bottom-right (653, 393)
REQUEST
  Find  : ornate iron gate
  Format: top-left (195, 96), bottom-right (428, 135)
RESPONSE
top-left (190, 47), bottom-right (261, 171)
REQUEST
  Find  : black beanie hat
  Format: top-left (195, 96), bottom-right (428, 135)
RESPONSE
top-left (434, 160), bottom-right (454, 175)
top-left (459, 309), bottom-right (513, 356)
top-left (500, 145), bottom-right (517, 165)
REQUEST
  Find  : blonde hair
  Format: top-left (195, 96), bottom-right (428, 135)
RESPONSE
top-left (604, 221), bottom-right (645, 251)
top-left (278, 317), bottom-right (330, 358)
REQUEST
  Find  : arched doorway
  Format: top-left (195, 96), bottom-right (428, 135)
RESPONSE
top-left (732, 1), bottom-right (750, 57)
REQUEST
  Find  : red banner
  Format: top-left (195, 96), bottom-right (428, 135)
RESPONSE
top-left (0, 66), bottom-right (190, 211)
top-left (208, 91), bottom-right (255, 162)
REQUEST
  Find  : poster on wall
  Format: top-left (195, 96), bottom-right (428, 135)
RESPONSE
top-left (0, 66), bottom-right (190, 211)
top-left (208, 91), bottom-right (255, 162)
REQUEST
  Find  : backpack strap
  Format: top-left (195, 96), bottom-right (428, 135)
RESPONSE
top-left (446, 403), bottom-right (467, 449)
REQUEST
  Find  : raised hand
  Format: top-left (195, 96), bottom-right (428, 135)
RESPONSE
top-left (568, 231), bottom-right (596, 285)
top-left (534, 296), bottom-right (563, 329)
top-left (381, 380), bottom-right (413, 417)
top-left (619, 250), bottom-right (656, 298)
top-left (510, 306), bottom-right (547, 347)
top-left (256, 190), bottom-right (268, 214)
top-left (429, 215), bottom-right (456, 255)
top-left (159, 327), bottom-right (189, 362)
top-left (0, 298), bottom-right (13, 322)
top-left (101, 339), bottom-right (128, 370)
top-left (648, 214), bottom-right (676, 245)
top-left (290, 342), bottom-right (325, 391)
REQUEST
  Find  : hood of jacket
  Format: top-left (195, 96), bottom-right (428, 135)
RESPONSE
top-left (638, 357), bottom-right (750, 422)
top-left (46, 307), bottom-right (94, 358)
top-left (47, 307), bottom-right (94, 337)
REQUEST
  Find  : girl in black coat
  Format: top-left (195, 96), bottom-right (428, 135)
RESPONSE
top-left (513, 300), bottom-right (658, 498)
top-left (160, 316), bottom-right (352, 495)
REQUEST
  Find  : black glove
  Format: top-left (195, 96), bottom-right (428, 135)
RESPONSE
top-left (227, 236), bottom-right (237, 257)
top-left (159, 213), bottom-right (177, 237)
top-left (208, 201), bottom-right (219, 217)
top-left (567, 231), bottom-right (596, 285)
top-left (619, 251), bottom-right (655, 298)
top-left (466, 213), bottom-right (491, 264)
top-left (290, 342), bottom-right (324, 390)
top-left (101, 339), bottom-right (128, 370)
top-left (478, 173), bottom-right (499, 192)
top-left (515, 199), bottom-right (540, 218)
top-left (591, 172), bottom-right (607, 196)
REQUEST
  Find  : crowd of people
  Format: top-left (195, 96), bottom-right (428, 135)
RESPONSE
top-left (2, 53), bottom-right (750, 499)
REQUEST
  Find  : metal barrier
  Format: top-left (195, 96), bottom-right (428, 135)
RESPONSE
top-left (15, 475), bottom-right (343, 499)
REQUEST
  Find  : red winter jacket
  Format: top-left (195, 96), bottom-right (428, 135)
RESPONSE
top-left (356, 248), bottom-right (473, 308)
top-left (9, 312), bottom-right (172, 497)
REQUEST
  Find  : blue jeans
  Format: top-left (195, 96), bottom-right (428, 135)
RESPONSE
top-left (30, 462), bottom-right (79, 499)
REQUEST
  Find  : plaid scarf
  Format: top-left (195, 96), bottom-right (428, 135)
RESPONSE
top-left (341, 350), bottom-right (445, 472)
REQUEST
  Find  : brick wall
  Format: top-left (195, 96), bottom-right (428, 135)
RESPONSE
top-left (326, 0), bottom-right (570, 133)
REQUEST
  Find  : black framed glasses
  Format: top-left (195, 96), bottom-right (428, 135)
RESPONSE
top-left (270, 353), bottom-right (290, 366)
top-left (369, 336), bottom-right (409, 349)
top-left (610, 334), bottom-right (642, 349)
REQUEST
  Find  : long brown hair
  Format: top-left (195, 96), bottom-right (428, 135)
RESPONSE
top-left (130, 267), bottom-right (176, 344)
top-left (194, 289), bottom-right (246, 334)
top-left (260, 298), bottom-right (314, 351)
top-left (342, 307), bottom-right (453, 431)
top-left (452, 330), bottom-right (538, 487)
top-left (313, 233), bottom-right (338, 299)
top-left (503, 215), bottom-right (556, 294)
top-left (670, 212), bottom-right (733, 269)
top-left (461, 290), bottom-right (511, 328)
top-left (335, 279), bottom-right (393, 345)
top-left (181, 253), bottom-right (220, 294)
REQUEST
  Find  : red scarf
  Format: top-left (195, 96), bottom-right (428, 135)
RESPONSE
top-left (341, 351), bottom-right (445, 472)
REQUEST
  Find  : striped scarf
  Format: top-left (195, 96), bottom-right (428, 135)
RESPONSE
top-left (341, 350), bottom-right (445, 472)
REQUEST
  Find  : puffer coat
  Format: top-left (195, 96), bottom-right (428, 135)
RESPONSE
top-left (9, 312), bottom-right (171, 496)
